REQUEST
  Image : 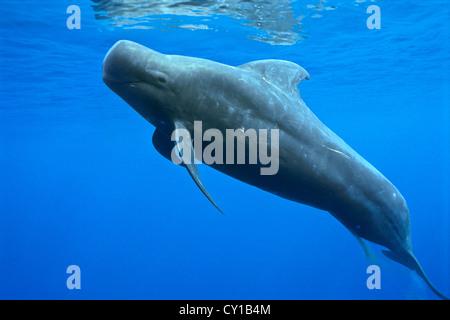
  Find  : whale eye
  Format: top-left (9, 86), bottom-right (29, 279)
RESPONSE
top-left (146, 70), bottom-right (169, 88)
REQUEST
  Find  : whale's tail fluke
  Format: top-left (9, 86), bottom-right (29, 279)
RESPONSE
top-left (382, 250), bottom-right (449, 300)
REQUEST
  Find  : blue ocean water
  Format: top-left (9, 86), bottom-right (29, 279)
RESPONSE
top-left (0, 0), bottom-right (448, 300)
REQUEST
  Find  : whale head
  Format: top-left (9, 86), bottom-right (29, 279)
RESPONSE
top-left (103, 40), bottom-right (310, 133)
top-left (102, 40), bottom-right (184, 128)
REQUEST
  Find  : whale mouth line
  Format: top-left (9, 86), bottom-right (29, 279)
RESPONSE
top-left (102, 73), bottom-right (141, 86)
top-left (103, 77), bottom-right (164, 93)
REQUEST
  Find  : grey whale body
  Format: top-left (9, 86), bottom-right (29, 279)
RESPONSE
top-left (102, 40), bottom-right (448, 299)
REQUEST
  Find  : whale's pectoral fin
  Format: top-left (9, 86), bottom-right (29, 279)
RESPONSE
top-left (173, 122), bottom-right (224, 215)
top-left (183, 149), bottom-right (225, 215)
top-left (152, 128), bottom-right (185, 167)
top-left (238, 59), bottom-right (310, 93)
top-left (350, 230), bottom-right (376, 263)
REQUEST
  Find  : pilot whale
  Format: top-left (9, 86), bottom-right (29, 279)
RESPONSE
top-left (102, 40), bottom-right (448, 299)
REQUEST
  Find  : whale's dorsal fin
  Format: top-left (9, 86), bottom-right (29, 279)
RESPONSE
top-left (238, 59), bottom-right (310, 91)
top-left (173, 122), bottom-right (224, 215)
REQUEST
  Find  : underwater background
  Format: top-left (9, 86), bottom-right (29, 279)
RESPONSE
top-left (0, 0), bottom-right (448, 299)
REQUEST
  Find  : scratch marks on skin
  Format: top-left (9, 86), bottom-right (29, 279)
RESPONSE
top-left (324, 146), bottom-right (351, 160)
top-left (316, 128), bottom-right (351, 160)
top-left (319, 128), bottom-right (333, 143)
top-left (262, 76), bottom-right (271, 85)
top-left (238, 78), bottom-right (250, 85)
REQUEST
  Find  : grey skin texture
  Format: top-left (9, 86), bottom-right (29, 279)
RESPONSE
top-left (102, 40), bottom-right (448, 299)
